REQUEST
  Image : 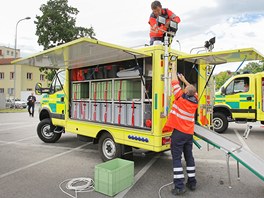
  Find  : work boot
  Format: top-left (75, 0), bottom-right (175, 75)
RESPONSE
top-left (171, 188), bottom-right (186, 196)
top-left (186, 183), bottom-right (196, 191)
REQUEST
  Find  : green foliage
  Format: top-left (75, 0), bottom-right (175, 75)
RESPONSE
top-left (238, 61), bottom-right (264, 74)
top-left (214, 61), bottom-right (264, 90)
top-left (39, 68), bottom-right (57, 82)
top-left (34, 0), bottom-right (96, 82)
top-left (35, 0), bottom-right (95, 50)
top-left (214, 70), bottom-right (233, 90)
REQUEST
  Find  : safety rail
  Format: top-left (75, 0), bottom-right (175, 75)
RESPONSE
top-left (194, 124), bottom-right (264, 188)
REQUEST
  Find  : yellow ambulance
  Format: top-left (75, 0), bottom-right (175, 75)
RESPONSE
top-left (13, 38), bottom-right (263, 161)
top-left (214, 71), bottom-right (264, 133)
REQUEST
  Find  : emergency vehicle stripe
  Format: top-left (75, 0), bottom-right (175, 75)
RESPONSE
top-left (173, 167), bottom-right (183, 172)
top-left (187, 173), bottom-right (195, 177)
top-left (170, 110), bottom-right (195, 122)
top-left (186, 166), bottom-right (195, 171)
top-left (174, 174), bottom-right (185, 179)
top-left (172, 104), bottom-right (195, 117)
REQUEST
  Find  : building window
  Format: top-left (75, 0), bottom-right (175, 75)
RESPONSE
top-left (0, 72), bottom-right (4, 79)
top-left (10, 72), bottom-right (14, 80)
top-left (0, 50), bottom-right (2, 56)
top-left (27, 88), bottom-right (32, 91)
top-left (7, 50), bottom-right (9, 55)
top-left (11, 51), bottom-right (14, 56)
top-left (27, 73), bottom-right (33, 80)
top-left (40, 74), bottom-right (45, 81)
top-left (8, 88), bottom-right (14, 95)
top-left (0, 88), bottom-right (4, 93)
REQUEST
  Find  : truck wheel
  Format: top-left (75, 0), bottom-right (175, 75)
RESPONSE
top-left (37, 118), bottom-right (62, 143)
top-left (98, 133), bottom-right (122, 161)
top-left (213, 112), bottom-right (228, 133)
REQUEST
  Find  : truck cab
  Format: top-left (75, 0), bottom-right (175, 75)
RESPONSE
top-left (36, 69), bottom-right (66, 142)
top-left (214, 72), bottom-right (264, 133)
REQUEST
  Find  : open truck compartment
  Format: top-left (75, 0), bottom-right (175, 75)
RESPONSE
top-left (69, 57), bottom-right (153, 129)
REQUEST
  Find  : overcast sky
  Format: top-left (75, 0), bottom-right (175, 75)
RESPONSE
top-left (1, 0), bottom-right (264, 74)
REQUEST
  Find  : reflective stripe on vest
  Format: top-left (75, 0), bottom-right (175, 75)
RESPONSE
top-left (172, 104), bottom-right (195, 117)
top-left (170, 110), bottom-right (195, 122)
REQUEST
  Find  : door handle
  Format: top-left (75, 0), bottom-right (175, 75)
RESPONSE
top-left (247, 96), bottom-right (252, 101)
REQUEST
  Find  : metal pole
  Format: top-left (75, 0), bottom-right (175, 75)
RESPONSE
top-left (163, 32), bottom-right (169, 116)
top-left (13, 17), bottom-right (30, 108)
top-left (237, 161), bottom-right (240, 181)
top-left (226, 153), bottom-right (232, 189)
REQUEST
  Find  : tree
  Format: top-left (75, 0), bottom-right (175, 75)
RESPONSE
top-left (214, 70), bottom-right (233, 90)
top-left (238, 61), bottom-right (264, 74)
top-left (214, 61), bottom-right (264, 91)
top-left (35, 0), bottom-right (95, 50)
top-left (34, 0), bottom-right (96, 81)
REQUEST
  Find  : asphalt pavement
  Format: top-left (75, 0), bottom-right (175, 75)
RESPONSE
top-left (0, 111), bottom-right (264, 198)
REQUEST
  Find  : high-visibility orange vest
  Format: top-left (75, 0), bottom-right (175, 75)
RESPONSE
top-left (163, 80), bottom-right (198, 135)
top-left (148, 8), bottom-right (181, 38)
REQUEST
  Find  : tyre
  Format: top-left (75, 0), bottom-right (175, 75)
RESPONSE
top-left (98, 133), bottom-right (122, 161)
top-left (37, 118), bottom-right (62, 143)
top-left (213, 112), bottom-right (228, 133)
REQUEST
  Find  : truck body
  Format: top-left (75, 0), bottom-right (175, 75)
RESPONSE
top-left (13, 38), bottom-right (264, 160)
top-left (214, 72), bottom-right (264, 133)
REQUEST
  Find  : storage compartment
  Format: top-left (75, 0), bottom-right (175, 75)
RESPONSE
top-left (114, 103), bottom-right (127, 125)
top-left (101, 103), bottom-right (112, 123)
top-left (94, 67), bottom-right (104, 79)
top-left (72, 83), bottom-right (89, 100)
top-left (126, 103), bottom-right (142, 127)
top-left (144, 103), bottom-right (152, 128)
top-left (91, 82), bottom-right (102, 100)
top-left (90, 102), bottom-right (101, 122)
top-left (114, 80), bottom-right (141, 101)
top-left (95, 158), bottom-right (134, 197)
top-left (104, 65), bottom-right (118, 78)
top-left (101, 81), bottom-right (112, 101)
top-left (71, 102), bottom-right (81, 119)
top-left (80, 102), bottom-right (89, 120)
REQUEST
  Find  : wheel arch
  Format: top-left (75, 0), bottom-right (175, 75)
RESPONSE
top-left (213, 105), bottom-right (232, 118)
top-left (94, 129), bottom-right (114, 144)
top-left (39, 108), bottom-right (51, 121)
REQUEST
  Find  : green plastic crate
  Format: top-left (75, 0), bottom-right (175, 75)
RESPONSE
top-left (95, 158), bottom-right (134, 196)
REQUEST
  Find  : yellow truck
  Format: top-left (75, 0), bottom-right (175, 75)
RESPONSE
top-left (214, 71), bottom-right (264, 133)
top-left (13, 37), bottom-right (263, 161)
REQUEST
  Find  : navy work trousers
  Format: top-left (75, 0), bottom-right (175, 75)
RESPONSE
top-left (170, 129), bottom-right (197, 190)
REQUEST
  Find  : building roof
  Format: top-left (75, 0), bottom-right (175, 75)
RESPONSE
top-left (0, 58), bottom-right (18, 65)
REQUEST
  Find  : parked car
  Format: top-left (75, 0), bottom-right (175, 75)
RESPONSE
top-left (6, 99), bottom-right (27, 109)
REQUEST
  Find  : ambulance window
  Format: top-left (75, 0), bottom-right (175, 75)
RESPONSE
top-left (226, 77), bottom-right (249, 95)
top-left (50, 70), bottom-right (65, 94)
top-left (226, 81), bottom-right (234, 95)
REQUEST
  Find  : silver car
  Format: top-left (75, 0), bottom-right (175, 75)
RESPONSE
top-left (6, 99), bottom-right (27, 109)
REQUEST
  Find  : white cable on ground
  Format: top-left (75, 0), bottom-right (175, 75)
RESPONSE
top-left (158, 182), bottom-right (173, 198)
top-left (59, 177), bottom-right (94, 198)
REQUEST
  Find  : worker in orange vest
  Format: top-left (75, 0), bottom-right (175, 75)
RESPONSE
top-left (148, 1), bottom-right (181, 45)
top-left (163, 64), bottom-right (198, 195)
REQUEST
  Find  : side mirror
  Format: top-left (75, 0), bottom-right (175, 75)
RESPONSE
top-left (221, 87), bottom-right (226, 95)
top-left (35, 82), bottom-right (50, 95)
top-left (35, 82), bottom-right (42, 95)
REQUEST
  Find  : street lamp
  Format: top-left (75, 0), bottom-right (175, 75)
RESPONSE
top-left (13, 17), bottom-right (30, 108)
